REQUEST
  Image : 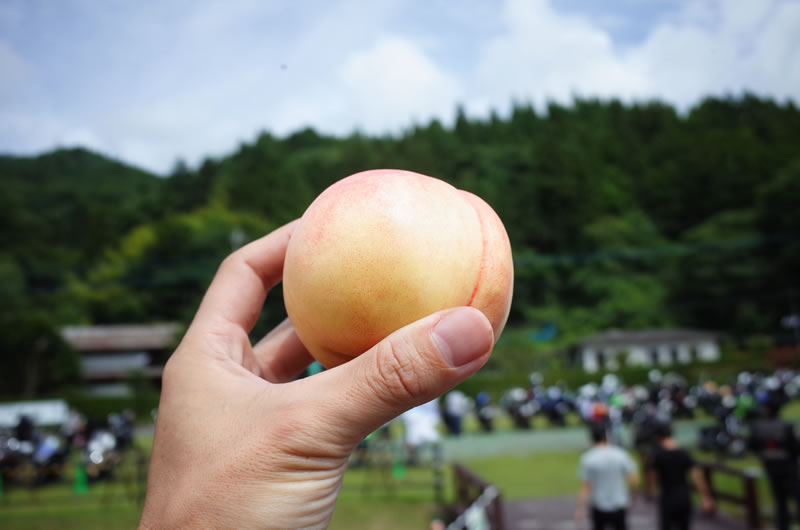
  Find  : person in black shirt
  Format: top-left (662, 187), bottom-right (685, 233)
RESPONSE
top-left (649, 423), bottom-right (714, 530)
top-left (748, 401), bottom-right (800, 530)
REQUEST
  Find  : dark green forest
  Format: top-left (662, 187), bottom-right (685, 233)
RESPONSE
top-left (2, 95), bottom-right (799, 396)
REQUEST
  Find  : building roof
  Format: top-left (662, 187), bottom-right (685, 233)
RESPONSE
top-left (61, 323), bottom-right (181, 352)
top-left (579, 329), bottom-right (717, 348)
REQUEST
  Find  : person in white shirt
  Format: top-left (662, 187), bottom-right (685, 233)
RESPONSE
top-left (401, 398), bottom-right (442, 467)
top-left (576, 424), bottom-right (639, 530)
top-left (402, 399), bottom-right (441, 448)
top-left (444, 390), bottom-right (469, 436)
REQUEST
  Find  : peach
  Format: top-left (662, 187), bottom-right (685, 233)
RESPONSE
top-left (282, 169), bottom-right (514, 368)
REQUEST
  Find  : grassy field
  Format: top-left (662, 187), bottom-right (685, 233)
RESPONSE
top-left (0, 444), bottom-right (442, 530)
top-left (781, 400), bottom-right (800, 420)
top-left (0, 448), bottom-right (148, 530)
top-left (4, 407), bottom-right (795, 529)
top-left (0, 448), bottom-right (780, 529)
top-left (465, 450), bottom-right (582, 499)
top-left (0, 471), bottom-right (441, 530)
top-left (331, 467), bottom-right (442, 529)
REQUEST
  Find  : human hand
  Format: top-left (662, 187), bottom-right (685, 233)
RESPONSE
top-left (139, 221), bottom-right (494, 528)
top-left (573, 510), bottom-right (587, 530)
top-left (702, 495), bottom-right (716, 513)
top-left (628, 490), bottom-right (637, 508)
top-left (573, 502), bottom-right (586, 525)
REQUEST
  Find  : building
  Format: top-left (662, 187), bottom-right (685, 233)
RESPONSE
top-left (570, 329), bottom-right (720, 373)
top-left (61, 323), bottom-right (180, 396)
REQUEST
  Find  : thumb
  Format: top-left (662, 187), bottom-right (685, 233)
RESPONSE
top-left (315, 307), bottom-right (493, 443)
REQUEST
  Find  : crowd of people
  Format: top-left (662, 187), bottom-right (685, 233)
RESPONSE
top-left (436, 368), bottom-right (800, 530)
top-left (0, 409), bottom-right (136, 487)
top-left (6, 366), bottom-right (800, 529)
top-left (442, 369), bottom-right (800, 441)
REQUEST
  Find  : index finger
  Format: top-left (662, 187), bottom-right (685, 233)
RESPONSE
top-left (191, 220), bottom-right (299, 334)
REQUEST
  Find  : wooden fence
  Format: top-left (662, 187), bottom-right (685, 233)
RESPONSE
top-left (697, 460), bottom-right (762, 530)
top-left (643, 456), bottom-right (763, 529)
top-left (449, 462), bottom-right (504, 530)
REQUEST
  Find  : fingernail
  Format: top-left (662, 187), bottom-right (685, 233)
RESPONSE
top-left (432, 308), bottom-right (493, 367)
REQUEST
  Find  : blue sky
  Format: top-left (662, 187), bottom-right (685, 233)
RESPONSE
top-left (1, 0), bottom-right (798, 174)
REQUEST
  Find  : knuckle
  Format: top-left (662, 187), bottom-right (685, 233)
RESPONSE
top-left (217, 252), bottom-right (241, 275)
top-left (372, 338), bottom-right (426, 405)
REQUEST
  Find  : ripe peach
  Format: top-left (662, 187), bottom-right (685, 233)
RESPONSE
top-left (282, 169), bottom-right (513, 368)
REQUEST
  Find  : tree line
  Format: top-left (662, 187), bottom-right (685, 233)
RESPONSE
top-left (1, 94), bottom-right (799, 396)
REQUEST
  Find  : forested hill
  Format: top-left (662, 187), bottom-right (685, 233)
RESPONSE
top-left (2, 95), bottom-right (800, 394)
top-left (1, 148), bottom-right (163, 266)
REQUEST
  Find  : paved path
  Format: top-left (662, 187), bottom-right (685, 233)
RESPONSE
top-left (135, 417), bottom-right (710, 461)
top-left (440, 421), bottom-right (707, 460)
top-left (504, 496), bottom-right (751, 530)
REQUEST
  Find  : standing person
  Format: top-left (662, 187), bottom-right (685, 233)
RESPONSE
top-left (443, 390), bottom-right (468, 436)
top-left (649, 423), bottom-right (715, 530)
top-left (401, 398), bottom-right (441, 466)
top-left (575, 424), bottom-right (639, 530)
top-left (475, 391), bottom-right (493, 432)
top-left (748, 401), bottom-right (800, 530)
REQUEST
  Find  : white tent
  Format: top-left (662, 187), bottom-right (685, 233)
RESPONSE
top-left (0, 400), bottom-right (69, 428)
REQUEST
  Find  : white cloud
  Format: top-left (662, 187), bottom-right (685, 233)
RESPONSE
top-left (474, 0), bottom-right (800, 112)
top-left (474, 0), bottom-right (648, 108)
top-left (277, 36), bottom-right (463, 134)
top-left (75, 0), bottom-right (407, 171)
top-left (0, 40), bottom-right (32, 99)
top-left (0, 0), bottom-right (798, 173)
top-left (340, 36), bottom-right (462, 128)
top-left (738, 1), bottom-right (800, 98)
top-left (634, 0), bottom-right (800, 106)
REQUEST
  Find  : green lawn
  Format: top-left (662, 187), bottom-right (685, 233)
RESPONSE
top-left (331, 467), bottom-right (442, 529)
top-left (1, 417), bottom-right (788, 529)
top-left (0, 440), bottom-right (147, 530)
top-left (464, 450), bottom-right (582, 499)
top-left (0, 443), bottom-right (442, 530)
top-left (0, 450), bottom-right (778, 530)
top-left (782, 400), bottom-right (800, 420)
top-left (0, 472), bottom-right (441, 530)
top-left (0, 504), bottom-right (142, 530)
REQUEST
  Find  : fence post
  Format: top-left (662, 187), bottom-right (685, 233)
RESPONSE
top-left (743, 472), bottom-right (761, 530)
top-left (433, 442), bottom-right (444, 507)
top-left (493, 490), bottom-right (505, 530)
top-left (449, 464), bottom-right (505, 530)
top-left (454, 466), bottom-right (467, 506)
